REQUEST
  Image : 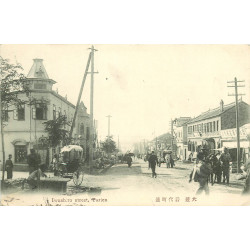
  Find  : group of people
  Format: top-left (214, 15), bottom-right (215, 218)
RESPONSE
top-left (4, 148), bottom-right (42, 180)
top-left (189, 147), bottom-right (233, 195)
top-left (145, 151), bottom-right (175, 178)
top-left (4, 149), bottom-right (47, 190)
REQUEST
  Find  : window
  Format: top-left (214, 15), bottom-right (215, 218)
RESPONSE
top-left (18, 105), bottom-right (25, 120)
top-left (217, 120), bottom-right (219, 131)
top-left (34, 83), bottom-right (46, 89)
top-left (53, 105), bottom-right (56, 120)
top-left (213, 121), bottom-right (215, 132)
top-left (58, 107), bottom-right (61, 117)
top-left (80, 123), bottom-right (84, 135)
top-left (86, 127), bottom-right (90, 140)
top-left (2, 110), bottom-right (8, 122)
top-left (15, 145), bottom-right (27, 163)
top-left (33, 103), bottom-right (47, 120)
top-left (14, 104), bottom-right (25, 121)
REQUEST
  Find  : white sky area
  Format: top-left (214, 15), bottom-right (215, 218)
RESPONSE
top-left (1, 45), bottom-right (250, 152)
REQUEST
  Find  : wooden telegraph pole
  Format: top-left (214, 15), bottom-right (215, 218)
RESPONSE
top-left (0, 81), bottom-right (6, 182)
top-left (227, 77), bottom-right (245, 173)
top-left (89, 46), bottom-right (98, 172)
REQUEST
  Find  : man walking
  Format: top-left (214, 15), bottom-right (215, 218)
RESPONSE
top-left (127, 155), bottom-right (132, 168)
top-left (220, 147), bottom-right (232, 185)
top-left (148, 151), bottom-right (158, 178)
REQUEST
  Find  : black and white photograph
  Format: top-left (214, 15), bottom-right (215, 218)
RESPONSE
top-left (0, 44), bottom-right (250, 206)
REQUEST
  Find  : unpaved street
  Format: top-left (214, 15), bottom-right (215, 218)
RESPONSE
top-left (1, 160), bottom-right (249, 206)
top-left (65, 160), bottom-right (249, 206)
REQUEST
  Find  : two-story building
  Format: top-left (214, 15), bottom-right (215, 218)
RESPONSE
top-left (186, 100), bottom-right (250, 162)
top-left (0, 58), bottom-right (92, 171)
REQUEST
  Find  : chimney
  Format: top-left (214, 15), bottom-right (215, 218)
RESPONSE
top-left (220, 99), bottom-right (224, 112)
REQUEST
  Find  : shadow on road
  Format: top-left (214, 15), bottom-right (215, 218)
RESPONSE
top-left (103, 164), bottom-right (142, 176)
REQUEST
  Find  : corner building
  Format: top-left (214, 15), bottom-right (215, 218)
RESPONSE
top-left (1, 59), bottom-right (91, 171)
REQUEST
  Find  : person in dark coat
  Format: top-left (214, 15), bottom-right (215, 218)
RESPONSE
top-left (170, 153), bottom-right (175, 168)
top-left (27, 149), bottom-right (41, 174)
top-left (189, 149), bottom-right (213, 195)
top-left (148, 151), bottom-right (158, 178)
top-left (127, 155), bottom-right (132, 168)
top-left (6, 154), bottom-right (13, 179)
top-left (220, 147), bottom-right (232, 185)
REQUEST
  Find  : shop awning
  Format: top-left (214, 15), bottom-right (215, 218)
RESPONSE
top-left (222, 141), bottom-right (249, 148)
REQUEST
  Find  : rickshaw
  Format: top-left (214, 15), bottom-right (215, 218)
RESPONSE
top-left (57, 145), bottom-right (84, 186)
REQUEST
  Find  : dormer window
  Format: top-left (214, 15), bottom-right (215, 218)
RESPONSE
top-left (34, 83), bottom-right (46, 89)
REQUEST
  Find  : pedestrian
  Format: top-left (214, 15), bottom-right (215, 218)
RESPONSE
top-left (210, 152), bottom-right (222, 184)
top-left (148, 151), bottom-right (158, 178)
top-left (6, 154), bottom-right (13, 179)
top-left (127, 155), bottom-right (132, 168)
top-left (25, 164), bottom-right (47, 190)
top-left (242, 158), bottom-right (250, 195)
top-left (27, 149), bottom-right (41, 174)
top-left (220, 147), bottom-right (232, 185)
top-left (165, 153), bottom-right (171, 168)
top-left (189, 148), bottom-right (213, 195)
top-left (52, 154), bottom-right (59, 175)
top-left (146, 152), bottom-right (151, 169)
top-left (170, 153), bottom-right (175, 168)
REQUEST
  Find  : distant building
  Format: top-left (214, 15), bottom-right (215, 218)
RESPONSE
top-left (0, 59), bottom-right (92, 171)
top-left (173, 117), bottom-right (191, 160)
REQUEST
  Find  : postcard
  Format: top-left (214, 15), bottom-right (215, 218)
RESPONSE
top-left (0, 44), bottom-right (250, 206)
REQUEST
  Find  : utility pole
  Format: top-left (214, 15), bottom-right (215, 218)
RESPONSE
top-left (169, 119), bottom-right (174, 151)
top-left (227, 77), bottom-right (245, 173)
top-left (89, 45), bottom-right (98, 172)
top-left (69, 52), bottom-right (92, 139)
top-left (106, 115), bottom-right (112, 137)
top-left (0, 80), bottom-right (6, 182)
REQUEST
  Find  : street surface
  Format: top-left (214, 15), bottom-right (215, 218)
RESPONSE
top-left (1, 160), bottom-right (250, 206)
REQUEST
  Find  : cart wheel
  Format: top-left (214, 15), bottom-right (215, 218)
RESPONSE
top-left (73, 170), bottom-right (84, 186)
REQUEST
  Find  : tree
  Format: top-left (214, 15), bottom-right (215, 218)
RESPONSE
top-left (43, 115), bottom-right (70, 148)
top-left (100, 136), bottom-right (117, 155)
top-left (0, 57), bottom-right (28, 181)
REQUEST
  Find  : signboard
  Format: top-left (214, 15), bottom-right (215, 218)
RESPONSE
top-left (221, 124), bottom-right (249, 139)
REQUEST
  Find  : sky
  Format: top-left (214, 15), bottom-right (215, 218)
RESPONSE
top-left (1, 44), bottom-right (250, 151)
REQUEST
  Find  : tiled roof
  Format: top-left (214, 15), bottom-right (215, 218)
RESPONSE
top-left (187, 101), bottom-right (237, 124)
top-left (27, 58), bottom-right (49, 79)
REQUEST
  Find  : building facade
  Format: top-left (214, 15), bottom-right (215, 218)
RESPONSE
top-left (0, 58), bottom-right (92, 171)
top-left (186, 100), bottom-right (250, 162)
